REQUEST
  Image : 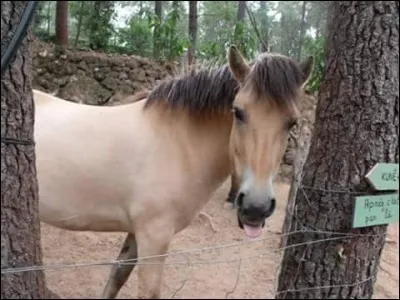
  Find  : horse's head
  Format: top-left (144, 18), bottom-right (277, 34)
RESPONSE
top-left (227, 45), bottom-right (313, 238)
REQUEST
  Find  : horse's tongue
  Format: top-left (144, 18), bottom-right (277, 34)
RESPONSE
top-left (243, 224), bottom-right (262, 239)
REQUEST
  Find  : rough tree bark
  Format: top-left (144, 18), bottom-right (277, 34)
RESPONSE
top-left (280, 96), bottom-right (316, 248)
top-left (55, 0), bottom-right (68, 46)
top-left (276, 1), bottom-right (398, 299)
top-left (0, 1), bottom-right (48, 298)
top-left (188, 1), bottom-right (198, 67)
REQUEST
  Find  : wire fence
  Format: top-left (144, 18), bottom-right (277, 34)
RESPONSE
top-left (1, 146), bottom-right (398, 298)
top-left (1, 228), bottom-right (386, 274)
top-left (1, 205), bottom-right (396, 298)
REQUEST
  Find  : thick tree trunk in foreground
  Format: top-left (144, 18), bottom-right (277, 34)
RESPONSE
top-left (1, 1), bottom-right (47, 298)
top-left (276, 2), bottom-right (398, 299)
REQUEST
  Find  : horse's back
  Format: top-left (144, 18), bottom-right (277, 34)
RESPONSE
top-left (32, 90), bottom-right (221, 234)
top-left (33, 90), bottom-right (150, 232)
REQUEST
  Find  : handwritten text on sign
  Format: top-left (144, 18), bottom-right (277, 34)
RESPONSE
top-left (352, 193), bottom-right (399, 228)
top-left (365, 163), bottom-right (399, 191)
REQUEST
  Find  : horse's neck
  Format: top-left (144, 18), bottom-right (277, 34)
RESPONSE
top-left (147, 107), bottom-right (233, 195)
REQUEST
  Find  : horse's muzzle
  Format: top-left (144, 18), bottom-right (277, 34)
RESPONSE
top-left (237, 212), bottom-right (266, 229)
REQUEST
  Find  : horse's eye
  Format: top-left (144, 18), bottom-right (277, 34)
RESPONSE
top-left (232, 107), bottom-right (246, 123)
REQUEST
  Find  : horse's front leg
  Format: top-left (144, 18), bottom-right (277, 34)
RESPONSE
top-left (102, 233), bottom-right (137, 299)
top-left (225, 173), bottom-right (239, 209)
top-left (136, 223), bottom-right (174, 299)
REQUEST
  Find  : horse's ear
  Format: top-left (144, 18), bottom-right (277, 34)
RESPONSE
top-left (298, 56), bottom-right (314, 87)
top-left (228, 45), bottom-right (250, 83)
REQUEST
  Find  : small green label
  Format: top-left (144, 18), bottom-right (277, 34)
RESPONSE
top-left (365, 163), bottom-right (399, 191)
top-left (352, 193), bottom-right (399, 228)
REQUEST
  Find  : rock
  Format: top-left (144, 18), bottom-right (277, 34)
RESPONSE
top-left (126, 60), bottom-right (138, 69)
top-left (58, 73), bottom-right (112, 105)
top-left (77, 60), bottom-right (88, 71)
top-left (102, 77), bottom-right (118, 90)
top-left (119, 72), bottom-right (128, 80)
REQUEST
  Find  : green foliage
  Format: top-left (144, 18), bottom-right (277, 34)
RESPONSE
top-left (232, 21), bottom-right (258, 60)
top-left (32, 0), bottom-right (329, 77)
top-left (148, 7), bottom-right (189, 61)
top-left (198, 1), bottom-right (237, 62)
top-left (113, 17), bottom-right (153, 57)
top-left (33, 1), bottom-right (55, 41)
top-left (303, 35), bottom-right (326, 93)
top-left (86, 1), bottom-right (116, 51)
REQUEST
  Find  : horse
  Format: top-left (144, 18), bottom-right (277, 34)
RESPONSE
top-left (34, 45), bottom-right (313, 299)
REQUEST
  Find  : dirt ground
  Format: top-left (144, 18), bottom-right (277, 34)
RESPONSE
top-left (41, 179), bottom-right (399, 299)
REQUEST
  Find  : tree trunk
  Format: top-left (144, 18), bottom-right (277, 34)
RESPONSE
top-left (276, 1), bottom-right (398, 299)
top-left (74, 1), bottom-right (85, 47)
top-left (139, 1), bottom-right (144, 17)
top-left (297, 1), bottom-right (307, 61)
top-left (172, 1), bottom-right (179, 10)
top-left (55, 0), bottom-right (68, 46)
top-left (279, 97), bottom-right (316, 248)
top-left (168, 0), bottom-right (180, 61)
top-left (1, 1), bottom-right (47, 298)
top-left (280, 12), bottom-right (288, 56)
top-left (47, 1), bottom-right (51, 36)
top-left (259, 1), bottom-right (269, 52)
top-left (153, 1), bottom-right (163, 59)
top-left (315, 17), bottom-right (321, 39)
top-left (89, 1), bottom-right (100, 50)
top-left (188, 1), bottom-right (198, 67)
top-left (234, 1), bottom-right (246, 54)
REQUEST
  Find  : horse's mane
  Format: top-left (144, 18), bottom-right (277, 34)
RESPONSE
top-left (143, 53), bottom-right (305, 115)
top-left (245, 53), bottom-right (306, 109)
top-left (144, 63), bottom-right (239, 115)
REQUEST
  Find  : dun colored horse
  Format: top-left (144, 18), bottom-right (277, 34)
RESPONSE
top-left (34, 45), bottom-right (313, 299)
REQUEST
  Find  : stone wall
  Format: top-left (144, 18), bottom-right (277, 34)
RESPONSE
top-left (32, 40), bottom-right (175, 106)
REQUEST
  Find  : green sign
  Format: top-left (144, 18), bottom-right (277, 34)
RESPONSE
top-left (365, 163), bottom-right (399, 191)
top-left (352, 193), bottom-right (399, 228)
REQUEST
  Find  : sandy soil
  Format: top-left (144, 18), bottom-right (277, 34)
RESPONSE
top-left (41, 179), bottom-right (399, 299)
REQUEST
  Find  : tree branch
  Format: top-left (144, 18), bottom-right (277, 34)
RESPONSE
top-left (244, 3), bottom-right (268, 52)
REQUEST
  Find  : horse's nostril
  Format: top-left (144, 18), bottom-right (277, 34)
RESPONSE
top-left (267, 198), bottom-right (276, 216)
top-left (270, 198), bottom-right (276, 210)
top-left (237, 192), bottom-right (245, 207)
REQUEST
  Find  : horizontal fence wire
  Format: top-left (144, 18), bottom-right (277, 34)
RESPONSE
top-left (1, 228), bottom-right (386, 274)
top-left (1, 175), bottom-right (397, 299)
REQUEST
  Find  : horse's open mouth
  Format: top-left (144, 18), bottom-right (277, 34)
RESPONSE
top-left (238, 215), bottom-right (265, 239)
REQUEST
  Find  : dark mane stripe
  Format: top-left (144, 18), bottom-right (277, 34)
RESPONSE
top-left (144, 65), bottom-right (239, 115)
top-left (143, 53), bottom-right (305, 114)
